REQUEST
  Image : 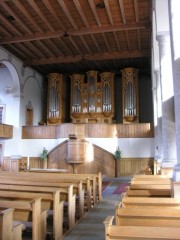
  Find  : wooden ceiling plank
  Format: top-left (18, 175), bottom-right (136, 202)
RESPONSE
top-left (102, 33), bottom-right (111, 52)
top-left (0, 23), bottom-right (148, 44)
top-left (137, 29), bottom-right (141, 51)
top-left (0, 1), bottom-right (32, 35)
top-left (8, 43), bottom-right (28, 59)
top-left (73, 0), bottom-right (89, 27)
top-left (15, 0), bottom-right (44, 33)
top-left (118, 0), bottom-right (126, 24)
top-left (25, 41), bottom-right (47, 58)
top-left (0, 26), bottom-right (13, 38)
top-left (104, 0), bottom-right (114, 26)
top-left (42, 0), bottom-right (65, 31)
top-left (27, 0), bottom-right (54, 32)
top-left (36, 40), bottom-right (55, 57)
top-left (17, 42), bottom-right (39, 59)
top-left (58, 38), bottom-right (73, 56)
top-left (47, 39), bottom-right (65, 57)
top-left (68, 37), bottom-right (83, 55)
top-left (88, 0), bottom-right (102, 27)
top-left (0, 13), bottom-right (22, 36)
top-left (134, 0), bottom-right (139, 22)
top-left (79, 36), bottom-right (92, 54)
top-left (90, 34), bottom-right (101, 53)
top-left (57, 0), bottom-right (78, 30)
top-left (113, 32), bottom-right (121, 52)
top-left (125, 31), bottom-right (131, 51)
top-left (25, 50), bottom-right (149, 66)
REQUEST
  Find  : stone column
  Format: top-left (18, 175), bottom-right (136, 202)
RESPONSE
top-left (157, 34), bottom-right (176, 174)
top-left (169, 0), bottom-right (180, 180)
top-left (153, 70), bottom-right (163, 174)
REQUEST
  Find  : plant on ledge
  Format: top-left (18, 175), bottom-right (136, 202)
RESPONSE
top-left (114, 146), bottom-right (122, 178)
top-left (114, 146), bottom-right (122, 160)
top-left (40, 147), bottom-right (48, 161)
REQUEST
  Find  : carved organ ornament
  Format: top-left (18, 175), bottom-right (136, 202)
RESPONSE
top-left (47, 73), bottom-right (66, 125)
top-left (121, 68), bottom-right (139, 123)
top-left (70, 71), bottom-right (114, 123)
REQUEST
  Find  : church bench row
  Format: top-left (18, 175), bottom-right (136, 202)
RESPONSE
top-left (120, 196), bottom-right (180, 208)
top-left (0, 197), bottom-right (46, 240)
top-left (132, 174), bottom-right (172, 180)
top-left (0, 189), bottom-right (64, 240)
top-left (0, 208), bottom-right (23, 240)
top-left (0, 175), bottom-right (83, 219)
top-left (0, 171), bottom-right (102, 239)
top-left (123, 174), bottom-right (173, 197)
top-left (115, 207), bottom-right (180, 227)
top-left (104, 215), bottom-right (180, 240)
top-left (0, 179), bottom-right (76, 230)
top-left (28, 170), bottom-right (103, 201)
top-left (0, 171), bottom-right (102, 210)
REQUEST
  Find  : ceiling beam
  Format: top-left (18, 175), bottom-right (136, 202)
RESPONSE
top-left (0, 23), bottom-right (149, 44)
top-left (25, 50), bottom-right (149, 66)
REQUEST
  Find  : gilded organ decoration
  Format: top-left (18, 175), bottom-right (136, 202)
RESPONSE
top-left (70, 71), bottom-right (114, 123)
top-left (121, 68), bottom-right (139, 123)
top-left (47, 73), bottom-right (66, 125)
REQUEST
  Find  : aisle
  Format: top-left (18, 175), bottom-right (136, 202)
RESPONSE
top-left (63, 177), bottom-right (130, 240)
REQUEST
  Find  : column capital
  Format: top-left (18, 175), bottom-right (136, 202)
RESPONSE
top-left (156, 32), bottom-right (170, 43)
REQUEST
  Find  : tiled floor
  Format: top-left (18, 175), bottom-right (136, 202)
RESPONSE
top-left (63, 177), bottom-right (131, 240)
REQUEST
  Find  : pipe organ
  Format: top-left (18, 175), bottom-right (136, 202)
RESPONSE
top-left (121, 68), bottom-right (139, 123)
top-left (47, 73), bottom-right (66, 125)
top-left (70, 71), bottom-right (114, 123)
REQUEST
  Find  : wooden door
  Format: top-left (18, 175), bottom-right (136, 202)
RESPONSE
top-left (26, 107), bottom-right (33, 126)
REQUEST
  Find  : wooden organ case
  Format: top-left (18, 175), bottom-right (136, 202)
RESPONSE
top-left (70, 71), bottom-right (114, 123)
top-left (121, 68), bottom-right (139, 123)
top-left (47, 73), bottom-right (66, 125)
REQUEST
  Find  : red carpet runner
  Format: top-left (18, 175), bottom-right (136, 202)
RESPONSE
top-left (102, 181), bottom-right (111, 192)
top-left (113, 182), bottom-right (129, 194)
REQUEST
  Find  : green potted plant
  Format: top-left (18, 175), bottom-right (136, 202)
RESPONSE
top-left (40, 147), bottom-right (48, 169)
top-left (114, 146), bottom-right (121, 160)
top-left (114, 146), bottom-right (122, 177)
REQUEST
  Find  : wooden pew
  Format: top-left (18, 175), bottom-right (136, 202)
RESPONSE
top-left (131, 179), bottom-right (172, 184)
top-left (0, 181), bottom-right (76, 230)
top-left (0, 175), bottom-right (84, 219)
top-left (120, 196), bottom-right (180, 208)
top-left (130, 183), bottom-right (171, 190)
top-left (2, 171), bottom-right (102, 202)
top-left (115, 207), bottom-right (180, 227)
top-left (0, 171), bottom-right (96, 212)
top-left (0, 197), bottom-right (46, 240)
top-left (124, 187), bottom-right (172, 197)
top-left (104, 216), bottom-right (180, 240)
top-left (132, 174), bottom-right (171, 181)
top-left (0, 208), bottom-right (23, 240)
top-left (0, 189), bottom-right (63, 240)
top-left (29, 171), bottom-right (103, 202)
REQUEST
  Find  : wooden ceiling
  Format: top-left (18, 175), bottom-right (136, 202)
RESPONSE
top-left (0, 0), bottom-right (152, 77)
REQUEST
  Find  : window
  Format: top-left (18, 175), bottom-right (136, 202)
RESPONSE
top-left (0, 106), bottom-right (5, 123)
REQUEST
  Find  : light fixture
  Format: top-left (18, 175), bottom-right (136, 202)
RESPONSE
top-left (96, 2), bottom-right (105, 9)
top-left (63, 32), bottom-right (69, 37)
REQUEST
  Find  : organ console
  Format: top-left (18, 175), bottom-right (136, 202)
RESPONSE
top-left (47, 73), bottom-right (67, 125)
top-left (70, 70), bottom-right (114, 123)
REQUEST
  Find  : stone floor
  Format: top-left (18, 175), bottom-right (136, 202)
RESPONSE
top-left (63, 176), bottom-right (131, 240)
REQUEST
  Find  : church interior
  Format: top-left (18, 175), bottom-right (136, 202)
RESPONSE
top-left (0, 0), bottom-right (180, 239)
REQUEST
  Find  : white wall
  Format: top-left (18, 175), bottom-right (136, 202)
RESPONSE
top-left (86, 138), bottom-right (154, 158)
